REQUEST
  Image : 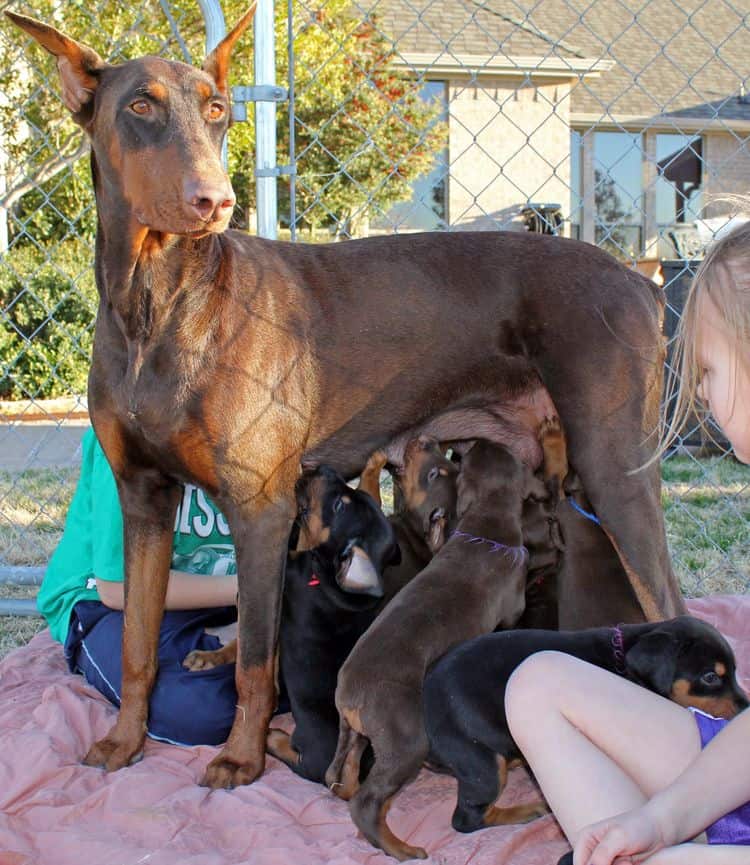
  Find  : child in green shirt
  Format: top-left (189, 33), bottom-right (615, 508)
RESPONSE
top-left (39, 427), bottom-right (286, 745)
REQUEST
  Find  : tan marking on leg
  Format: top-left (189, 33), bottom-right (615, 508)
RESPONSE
top-left (266, 728), bottom-right (301, 767)
top-left (338, 735), bottom-right (369, 800)
top-left (483, 800), bottom-right (550, 826)
top-left (377, 796), bottom-right (428, 861)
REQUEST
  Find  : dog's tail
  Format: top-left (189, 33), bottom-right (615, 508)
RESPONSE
top-left (325, 710), bottom-right (370, 801)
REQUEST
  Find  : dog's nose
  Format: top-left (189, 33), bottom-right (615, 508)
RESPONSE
top-left (184, 178), bottom-right (236, 222)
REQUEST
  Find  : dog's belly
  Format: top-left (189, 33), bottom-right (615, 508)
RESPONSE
top-left (304, 381), bottom-right (557, 477)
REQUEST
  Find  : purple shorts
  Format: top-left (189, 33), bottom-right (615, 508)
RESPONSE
top-left (689, 708), bottom-right (750, 845)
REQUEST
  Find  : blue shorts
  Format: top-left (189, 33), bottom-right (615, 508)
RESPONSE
top-left (64, 600), bottom-right (289, 747)
top-left (689, 708), bottom-right (750, 845)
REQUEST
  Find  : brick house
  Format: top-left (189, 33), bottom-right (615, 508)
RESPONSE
top-left (368, 0), bottom-right (750, 258)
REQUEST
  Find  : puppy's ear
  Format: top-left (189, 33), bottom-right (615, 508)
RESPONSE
top-left (624, 631), bottom-right (679, 696)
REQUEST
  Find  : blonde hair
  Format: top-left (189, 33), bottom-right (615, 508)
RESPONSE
top-left (659, 217), bottom-right (750, 457)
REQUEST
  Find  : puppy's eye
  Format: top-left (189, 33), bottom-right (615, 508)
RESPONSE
top-left (700, 671), bottom-right (722, 687)
top-left (130, 99), bottom-right (151, 116)
top-left (333, 497), bottom-right (345, 514)
top-left (427, 467), bottom-right (439, 483)
top-left (208, 102), bottom-right (225, 121)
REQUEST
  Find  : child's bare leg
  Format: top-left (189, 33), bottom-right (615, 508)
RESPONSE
top-left (505, 652), bottom-right (702, 842)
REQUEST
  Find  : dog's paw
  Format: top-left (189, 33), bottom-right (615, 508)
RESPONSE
top-left (184, 649), bottom-right (221, 671)
top-left (183, 640), bottom-right (237, 671)
top-left (200, 751), bottom-right (264, 789)
top-left (83, 734), bottom-right (144, 771)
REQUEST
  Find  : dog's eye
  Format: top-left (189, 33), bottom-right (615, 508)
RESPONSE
top-left (333, 497), bottom-right (345, 514)
top-left (208, 102), bottom-right (225, 121)
top-left (130, 99), bottom-right (151, 116)
top-left (700, 671), bottom-right (722, 687)
top-left (427, 467), bottom-right (439, 483)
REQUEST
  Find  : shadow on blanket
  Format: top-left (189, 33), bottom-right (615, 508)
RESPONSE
top-left (1, 596), bottom-right (747, 865)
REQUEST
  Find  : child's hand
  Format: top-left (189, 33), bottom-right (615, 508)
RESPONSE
top-left (573, 806), bottom-right (666, 865)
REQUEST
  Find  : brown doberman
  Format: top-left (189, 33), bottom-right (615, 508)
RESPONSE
top-left (7, 9), bottom-right (684, 790)
top-left (326, 440), bottom-right (536, 860)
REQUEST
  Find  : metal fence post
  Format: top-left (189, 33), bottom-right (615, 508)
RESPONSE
top-left (255, 0), bottom-right (278, 239)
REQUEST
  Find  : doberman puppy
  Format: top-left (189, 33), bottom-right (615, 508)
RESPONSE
top-left (183, 463), bottom-right (399, 674)
top-left (423, 616), bottom-right (749, 837)
top-left (518, 418), bottom-right (567, 630)
top-left (326, 441), bottom-right (534, 861)
top-left (266, 465), bottom-right (400, 784)
top-left (8, 9), bottom-right (683, 789)
top-left (357, 435), bottom-right (459, 597)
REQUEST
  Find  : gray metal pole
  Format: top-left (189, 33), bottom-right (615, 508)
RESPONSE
top-left (255, 0), bottom-right (278, 238)
top-left (198, 0), bottom-right (229, 168)
top-left (0, 599), bottom-right (39, 617)
top-left (198, 0), bottom-right (227, 51)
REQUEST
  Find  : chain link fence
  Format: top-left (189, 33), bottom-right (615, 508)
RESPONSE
top-left (0, 0), bottom-right (747, 612)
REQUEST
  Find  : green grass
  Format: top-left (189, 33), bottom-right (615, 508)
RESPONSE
top-left (0, 454), bottom-right (747, 659)
top-left (661, 453), bottom-right (749, 597)
top-left (0, 467), bottom-right (79, 567)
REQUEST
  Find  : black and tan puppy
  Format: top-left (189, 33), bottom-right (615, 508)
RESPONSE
top-left (423, 616), bottom-right (748, 835)
top-left (265, 465), bottom-right (401, 783)
top-left (326, 441), bottom-right (534, 861)
top-left (358, 435), bottom-right (459, 598)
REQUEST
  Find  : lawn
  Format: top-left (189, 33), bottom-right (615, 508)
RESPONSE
top-left (0, 454), bottom-right (747, 659)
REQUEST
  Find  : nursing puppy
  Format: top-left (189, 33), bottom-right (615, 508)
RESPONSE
top-left (358, 435), bottom-right (459, 596)
top-left (327, 441), bottom-right (534, 861)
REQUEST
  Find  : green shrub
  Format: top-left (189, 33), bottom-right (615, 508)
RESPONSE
top-left (0, 240), bottom-right (97, 400)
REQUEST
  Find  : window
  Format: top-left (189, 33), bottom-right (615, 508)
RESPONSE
top-left (593, 131), bottom-right (643, 259)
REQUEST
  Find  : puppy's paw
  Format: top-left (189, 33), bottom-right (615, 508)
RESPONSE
top-left (183, 640), bottom-right (237, 671)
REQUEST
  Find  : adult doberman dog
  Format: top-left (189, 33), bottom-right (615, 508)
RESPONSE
top-left (7, 8), bottom-right (684, 789)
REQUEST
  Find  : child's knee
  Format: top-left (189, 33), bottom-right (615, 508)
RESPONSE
top-left (505, 651), bottom-right (573, 740)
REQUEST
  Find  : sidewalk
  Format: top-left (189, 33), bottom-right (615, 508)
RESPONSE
top-left (0, 419), bottom-right (89, 472)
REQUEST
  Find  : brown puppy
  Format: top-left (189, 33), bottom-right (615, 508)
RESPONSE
top-left (358, 435), bottom-right (459, 599)
top-left (9, 9), bottom-right (682, 789)
top-left (327, 441), bottom-right (534, 861)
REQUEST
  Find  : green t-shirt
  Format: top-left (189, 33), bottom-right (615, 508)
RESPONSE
top-left (38, 427), bottom-right (235, 642)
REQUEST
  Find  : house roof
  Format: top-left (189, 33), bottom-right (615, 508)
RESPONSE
top-left (366, 0), bottom-right (750, 128)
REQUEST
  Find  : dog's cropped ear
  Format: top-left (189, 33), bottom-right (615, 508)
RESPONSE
top-left (5, 12), bottom-right (106, 121)
top-left (203, 3), bottom-right (257, 97)
top-left (624, 630), bottom-right (679, 696)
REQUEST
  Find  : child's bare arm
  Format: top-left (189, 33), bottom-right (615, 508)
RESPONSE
top-left (96, 570), bottom-right (237, 611)
top-left (575, 707), bottom-right (750, 865)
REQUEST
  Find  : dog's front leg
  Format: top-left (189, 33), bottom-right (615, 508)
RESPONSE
top-left (201, 489), bottom-right (296, 789)
top-left (83, 467), bottom-right (180, 770)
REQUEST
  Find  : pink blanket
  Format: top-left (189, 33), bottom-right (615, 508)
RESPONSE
top-left (1, 596), bottom-right (748, 865)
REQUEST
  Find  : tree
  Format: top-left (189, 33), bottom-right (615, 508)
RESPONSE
top-left (594, 168), bottom-right (637, 260)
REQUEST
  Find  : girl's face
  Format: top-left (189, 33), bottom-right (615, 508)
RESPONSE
top-left (696, 294), bottom-right (750, 464)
